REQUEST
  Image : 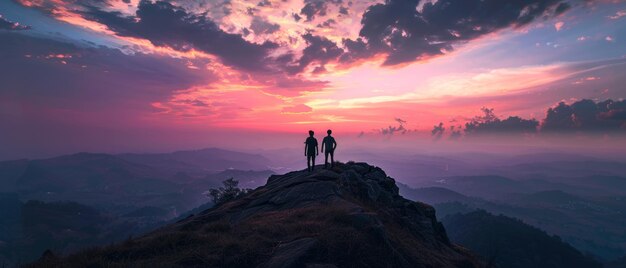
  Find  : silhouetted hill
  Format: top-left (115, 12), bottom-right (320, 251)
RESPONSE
top-left (118, 148), bottom-right (272, 176)
top-left (398, 184), bottom-right (474, 205)
top-left (0, 151), bottom-right (276, 218)
top-left (442, 210), bottom-right (602, 268)
top-left (16, 152), bottom-right (169, 192)
top-left (425, 175), bottom-right (523, 199)
top-left (28, 162), bottom-right (481, 267)
top-left (512, 190), bottom-right (582, 205)
top-left (606, 255), bottom-right (626, 268)
top-left (6, 200), bottom-right (164, 264)
top-left (497, 161), bottom-right (626, 179)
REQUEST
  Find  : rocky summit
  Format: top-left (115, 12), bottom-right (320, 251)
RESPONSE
top-left (30, 162), bottom-right (481, 268)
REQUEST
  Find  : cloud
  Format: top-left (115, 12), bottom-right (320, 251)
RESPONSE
top-left (0, 32), bottom-right (211, 114)
top-left (344, 0), bottom-right (575, 66)
top-left (380, 117), bottom-right (408, 135)
top-left (464, 108), bottom-right (539, 136)
top-left (257, 0), bottom-right (272, 7)
top-left (0, 15), bottom-right (31, 30)
top-left (431, 122), bottom-right (445, 140)
top-left (281, 104), bottom-right (313, 114)
top-left (555, 21), bottom-right (565, 31)
top-left (289, 33), bottom-right (343, 74)
top-left (466, 116), bottom-right (540, 135)
top-left (81, 0), bottom-right (278, 72)
top-left (599, 109), bottom-right (626, 121)
top-left (250, 16), bottom-right (280, 35)
top-left (542, 99), bottom-right (626, 133)
top-left (608, 10), bottom-right (626, 20)
top-left (428, 98), bottom-right (626, 139)
top-left (14, 0), bottom-right (590, 76)
top-left (300, 1), bottom-right (328, 21)
top-left (292, 13), bottom-right (302, 22)
top-left (339, 6), bottom-right (349, 15)
top-left (317, 19), bottom-right (336, 28)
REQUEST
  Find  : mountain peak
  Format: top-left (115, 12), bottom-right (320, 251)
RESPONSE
top-left (30, 162), bottom-right (481, 267)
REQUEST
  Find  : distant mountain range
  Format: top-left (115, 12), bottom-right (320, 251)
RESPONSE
top-left (1, 148), bottom-right (625, 266)
top-left (118, 148), bottom-right (273, 177)
top-left (442, 210), bottom-right (602, 268)
top-left (0, 148), bottom-right (275, 266)
top-left (401, 181), bottom-right (626, 262)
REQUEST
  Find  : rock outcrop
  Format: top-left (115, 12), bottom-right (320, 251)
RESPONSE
top-left (29, 162), bottom-right (481, 268)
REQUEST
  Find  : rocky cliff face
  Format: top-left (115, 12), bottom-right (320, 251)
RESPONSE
top-left (30, 162), bottom-right (481, 268)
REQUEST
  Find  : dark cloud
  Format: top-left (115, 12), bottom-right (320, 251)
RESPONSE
top-left (555, 2), bottom-right (572, 15)
top-left (0, 32), bottom-right (225, 159)
top-left (289, 33), bottom-right (343, 74)
top-left (177, 99), bottom-right (209, 107)
top-left (0, 32), bottom-right (211, 110)
top-left (299, 0), bottom-right (343, 21)
top-left (339, 38), bottom-right (374, 63)
top-left (81, 0), bottom-right (278, 72)
top-left (250, 17), bottom-right (280, 35)
top-left (466, 116), bottom-right (539, 135)
top-left (300, 1), bottom-right (328, 21)
top-left (542, 99), bottom-right (626, 133)
top-left (449, 126), bottom-right (462, 140)
top-left (345, 0), bottom-right (574, 66)
top-left (439, 99), bottom-right (626, 140)
top-left (271, 76), bottom-right (329, 94)
top-left (380, 118), bottom-right (408, 135)
top-left (317, 19), bottom-right (336, 28)
top-left (600, 109), bottom-right (626, 121)
top-left (0, 15), bottom-right (31, 30)
top-left (431, 122), bottom-right (445, 140)
top-left (257, 0), bottom-right (271, 7)
top-left (246, 7), bottom-right (258, 16)
top-left (465, 108), bottom-right (539, 135)
top-left (339, 6), bottom-right (349, 15)
top-left (292, 13), bottom-right (302, 22)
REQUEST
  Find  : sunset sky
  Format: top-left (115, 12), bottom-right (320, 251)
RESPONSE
top-left (1, 0), bottom-right (626, 159)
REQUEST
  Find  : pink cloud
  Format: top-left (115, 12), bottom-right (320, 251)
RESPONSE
top-left (282, 104), bottom-right (313, 114)
top-left (554, 21), bottom-right (565, 31)
top-left (608, 10), bottom-right (626, 20)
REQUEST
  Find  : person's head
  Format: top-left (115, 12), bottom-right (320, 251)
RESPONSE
top-left (308, 130), bottom-right (314, 137)
top-left (327, 129), bottom-right (332, 135)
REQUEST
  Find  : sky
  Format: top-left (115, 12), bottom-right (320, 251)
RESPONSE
top-left (1, 0), bottom-right (626, 160)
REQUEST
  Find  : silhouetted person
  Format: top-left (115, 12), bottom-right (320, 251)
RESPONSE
top-left (321, 129), bottom-right (337, 168)
top-left (304, 130), bottom-right (318, 172)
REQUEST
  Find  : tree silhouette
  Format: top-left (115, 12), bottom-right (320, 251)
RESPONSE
top-left (207, 178), bottom-right (250, 204)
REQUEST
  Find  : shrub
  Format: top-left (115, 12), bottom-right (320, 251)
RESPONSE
top-left (206, 178), bottom-right (249, 205)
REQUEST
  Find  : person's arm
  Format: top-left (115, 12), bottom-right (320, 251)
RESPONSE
top-left (333, 139), bottom-right (337, 150)
top-left (304, 142), bottom-right (307, 156)
top-left (321, 139), bottom-right (325, 153)
top-left (316, 141), bottom-right (319, 155)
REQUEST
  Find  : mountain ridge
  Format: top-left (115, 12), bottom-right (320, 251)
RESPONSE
top-left (29, 162), bottom-right (482, 267)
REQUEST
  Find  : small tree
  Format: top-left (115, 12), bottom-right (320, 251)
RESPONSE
top-left (206, 178), bottom-right (249, 205)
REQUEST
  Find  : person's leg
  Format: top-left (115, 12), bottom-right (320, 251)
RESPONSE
top-left (307, 155), bottom-right (311, 171)
top-left (311, 155), bottom-right (316, 171)
top-left (330, 150), bottom-right (334, 167)
top-left (324, 151), bottom-right (329, 168)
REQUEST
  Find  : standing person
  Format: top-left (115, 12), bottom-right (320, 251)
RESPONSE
top-left (321, 129), bottom-right (337, 168)
top-left (304, 130), bottom-right (318, 172)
